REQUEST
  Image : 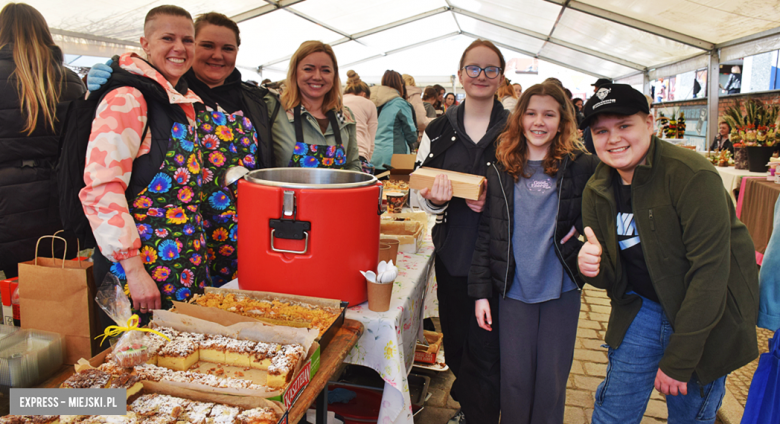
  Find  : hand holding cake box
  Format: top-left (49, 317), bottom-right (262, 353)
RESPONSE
top-left (409, 167), bottom-right (486, 200)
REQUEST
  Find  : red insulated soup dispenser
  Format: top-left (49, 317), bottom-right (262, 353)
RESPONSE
top-left (237, 168), bottom-right (382, 305)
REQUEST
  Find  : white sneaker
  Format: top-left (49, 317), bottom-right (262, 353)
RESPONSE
top-left (447, 410), bottom-right (466, 424)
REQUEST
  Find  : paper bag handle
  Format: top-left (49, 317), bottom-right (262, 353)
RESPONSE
top-left (51, 230), bottom-right (82, 263)
top-left (34, 235), bottom-right (68, 268)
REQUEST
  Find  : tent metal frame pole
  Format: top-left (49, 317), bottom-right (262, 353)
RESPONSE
top-left (715, 26), bottom-right (780, 49)
top-left (452, 7), bottom-right (645, 72)
top-left (50, 28), bottom-right (141, 48)
top-left (643, 71), bottom-right (651, 96)
top-left (707, 50), bottom-right (720, 153)
top-left (543, 0), bottom-right (713, 51)
top-left (231, 0), bottom-right (306, 23)
top-left (444, 0), bottom-right (463, 34)
top-left (261, 7), bottom-right (451, 68)
top-left (340, 32), bottom-right (460, 68)
top-left (330, 7), bottom-right (450, 47)
top-left (461, 32), bottom-right (609, 80)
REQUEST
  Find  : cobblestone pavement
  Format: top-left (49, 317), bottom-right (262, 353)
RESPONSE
top-left (725, 326), bottom-right (773, 408)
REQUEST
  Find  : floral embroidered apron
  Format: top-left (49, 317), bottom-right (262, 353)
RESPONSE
top-left (197, 109), bottom-right (259, 287)
top-left (288, 105), bottom-right (347, 169)
top-left (110, 122), bottom-right (209, 325)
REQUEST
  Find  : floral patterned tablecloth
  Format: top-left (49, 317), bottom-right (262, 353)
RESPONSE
top-left (345, 233), bottom-right (436, 424)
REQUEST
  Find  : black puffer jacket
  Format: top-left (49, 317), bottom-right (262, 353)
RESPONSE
top-left (468, 149), bottom-right (599, 299)
top-left (0, 44), bottom-right (85, 277)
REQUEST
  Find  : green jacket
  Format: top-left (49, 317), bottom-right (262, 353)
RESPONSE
top-left (581, 136), bottom-right (758, 384)
top-left (264, 94), bottom-right (360, 171)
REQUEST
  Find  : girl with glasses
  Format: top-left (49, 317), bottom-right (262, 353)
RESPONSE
top-left (411, 39), bottom-right (507, 424)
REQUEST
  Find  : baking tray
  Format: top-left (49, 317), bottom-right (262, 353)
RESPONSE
top-left (190, 287), bottom-right (348, 350)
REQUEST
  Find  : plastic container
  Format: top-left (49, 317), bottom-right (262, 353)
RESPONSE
top-left (0, 325), bottom-right (18, 341)
top-left (0, 328), bottom-right (63, 392)
top-left (327, 384), bottom-right (382, 424)
top-left (238, 169), bottom-right (382, 305)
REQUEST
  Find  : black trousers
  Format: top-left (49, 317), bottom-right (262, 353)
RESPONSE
top-left (435, 256), bottom-right (501, 424)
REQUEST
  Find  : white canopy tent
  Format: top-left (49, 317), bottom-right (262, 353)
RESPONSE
top-left (12, 0), bottom-right (780, 138)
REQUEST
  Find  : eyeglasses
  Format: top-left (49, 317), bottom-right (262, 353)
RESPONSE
top-left (462, 65), bottom-right (502, 79)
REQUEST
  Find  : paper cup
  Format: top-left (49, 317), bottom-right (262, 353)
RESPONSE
top-left (367, 280), bottom-right (393, 312)
top-left (386, 192), bottom-right (406, 213)
top-left (380, 238), bottom-right (399, 263)
top-left (378, 243), bottom-right (395, 264)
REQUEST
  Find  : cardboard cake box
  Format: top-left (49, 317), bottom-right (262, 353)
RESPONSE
top-left (183, 287), bottom-right (348, 350)
top-left (414, 331), bottom-right (443, 365)
top-left (380, 220), bottom-right (424, 253)
top-left (381, 211), bottom-right (429, 235)
top-left (80, 309), bottom-right (320, 419)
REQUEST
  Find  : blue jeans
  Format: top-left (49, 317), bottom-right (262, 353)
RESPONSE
top-left (591, 296), bottom-right (726, 424)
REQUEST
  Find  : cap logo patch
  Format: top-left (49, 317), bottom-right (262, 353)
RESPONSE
top-left (596, 87), bottom-right (611, 100)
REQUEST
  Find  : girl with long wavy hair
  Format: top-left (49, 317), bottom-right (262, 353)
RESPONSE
top-left (0, 3), bottom-right (85, 278)
top-left (468, 82), bottom-right (599, 423)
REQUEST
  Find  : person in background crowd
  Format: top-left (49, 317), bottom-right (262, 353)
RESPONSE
top-left (422, 87), bottom-right (439, 119)
top-left (444, 92), bottom-right (458, 111)
top-left (0, 2), bottom-right (85, 278)
top-left (343, 70), bottom-right (378, 170)
top-left (578, 84), bottom-right (758, 424)
top-left (372, 70), bottom-right (417, 172)
top-left (403, 73), bottom-right (430, 136)
top-left (433, 83), bottom-right (446, 115)
top-left (413, 39), bottom-right (509, 424)
top-left (266, 41), bottom-right (360, 171)
top-left (261, 78), bottom-right (271, 85)
top-left (581, 78), bottom-right (612, 154)
top-left (573, 97), bottom-right (585, 127)
top-left (721, 66), bottom-right (741, 95)
top-left (709, 121), bottom-right (734, 154)
top-left (513, 83), bottom-right (522, 98)
top-left (87, 11), bottom-right (276, 288)
top-left (80, 5), bottom-right (207, 324)
top-left (497, 78), bottom-right (518, 111)
top-left (470, 82), bottom-right (598, 424)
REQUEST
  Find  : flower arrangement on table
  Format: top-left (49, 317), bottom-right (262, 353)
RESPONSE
top-left (723, 99), bottom-right (779, 147)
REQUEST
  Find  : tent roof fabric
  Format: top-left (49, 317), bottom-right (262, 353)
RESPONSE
top-left (17, 0), bottom-right (780, 81)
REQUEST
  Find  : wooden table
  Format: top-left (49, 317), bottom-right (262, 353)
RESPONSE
top-left (740, 179), bottom-right (780, 257)
top-left (35, 319), bottom-right (365, 424)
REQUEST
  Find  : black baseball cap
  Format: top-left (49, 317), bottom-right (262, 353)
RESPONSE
top-left (580, 83), bottom-right (650, 130)
top-left (591, 78), bottom-right (612, 88)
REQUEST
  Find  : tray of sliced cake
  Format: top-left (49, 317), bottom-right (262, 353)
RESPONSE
top-left (71, 308), bottom-right (319, 415)
top-left (6, 374), bottom-right (285, 424)
top-left (181, 287), bottom-right (347, 350)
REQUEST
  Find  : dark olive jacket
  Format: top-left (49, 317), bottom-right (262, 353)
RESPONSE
top-left (468, 149), bottom-right (599, 299)
top-left (581, 136), bottom-right (759, 384)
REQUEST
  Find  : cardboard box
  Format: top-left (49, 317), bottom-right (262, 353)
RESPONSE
top-left (189, 288), bottom-right (347, 350)
top-left (414, 331), bottom-right (443, 365)
top-left (380, 221), bottom-right (424, 253)
top-left (389, 154), bottom-right (417, 182)
top-left (381, 211), bottom-right (429, 234)
top-left (0, 277), bottom-right (18, 327)
top-left (81, 309), bottom-right (320, 418)
top-left (409, 167), bottom-right (486, 200)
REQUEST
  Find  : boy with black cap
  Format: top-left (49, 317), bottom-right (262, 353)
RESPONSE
top-left (577, 84), bottom-right (758, 423)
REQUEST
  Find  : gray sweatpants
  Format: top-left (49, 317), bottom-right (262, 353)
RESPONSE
top-left (498, 289), bottom-right (581, 424)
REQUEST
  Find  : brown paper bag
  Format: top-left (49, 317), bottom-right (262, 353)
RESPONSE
top-left (18, 235), bottom-right (98, 364)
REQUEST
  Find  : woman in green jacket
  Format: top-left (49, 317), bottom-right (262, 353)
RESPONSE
top-left (265, 41), bottom-right (360, 171)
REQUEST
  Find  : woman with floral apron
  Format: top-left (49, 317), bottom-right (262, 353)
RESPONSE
top-left (80, 9), bottom-right (208, 326)
top-left (265, 41), bottom-right (360, 171)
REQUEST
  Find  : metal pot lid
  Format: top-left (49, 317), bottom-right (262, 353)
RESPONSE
top-left (244, 168), bottom-right (378, 189)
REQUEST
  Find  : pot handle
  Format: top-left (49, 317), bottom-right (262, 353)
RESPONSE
top-left (270, 229), bottom-right (309, 255)
top-left (377, 184), bottom-right (384, 215)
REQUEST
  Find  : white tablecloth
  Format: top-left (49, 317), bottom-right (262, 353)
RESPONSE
top-left (716, 166), bottom-right (766, 200)
top-left (344, 234), bottom-right (436, 424)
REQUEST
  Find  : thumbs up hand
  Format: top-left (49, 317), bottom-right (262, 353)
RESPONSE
top-left (578, 227), bottom-right (602, 277)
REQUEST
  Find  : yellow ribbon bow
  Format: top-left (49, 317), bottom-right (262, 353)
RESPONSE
top-left (95, 314), bottom-right (172, 346)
